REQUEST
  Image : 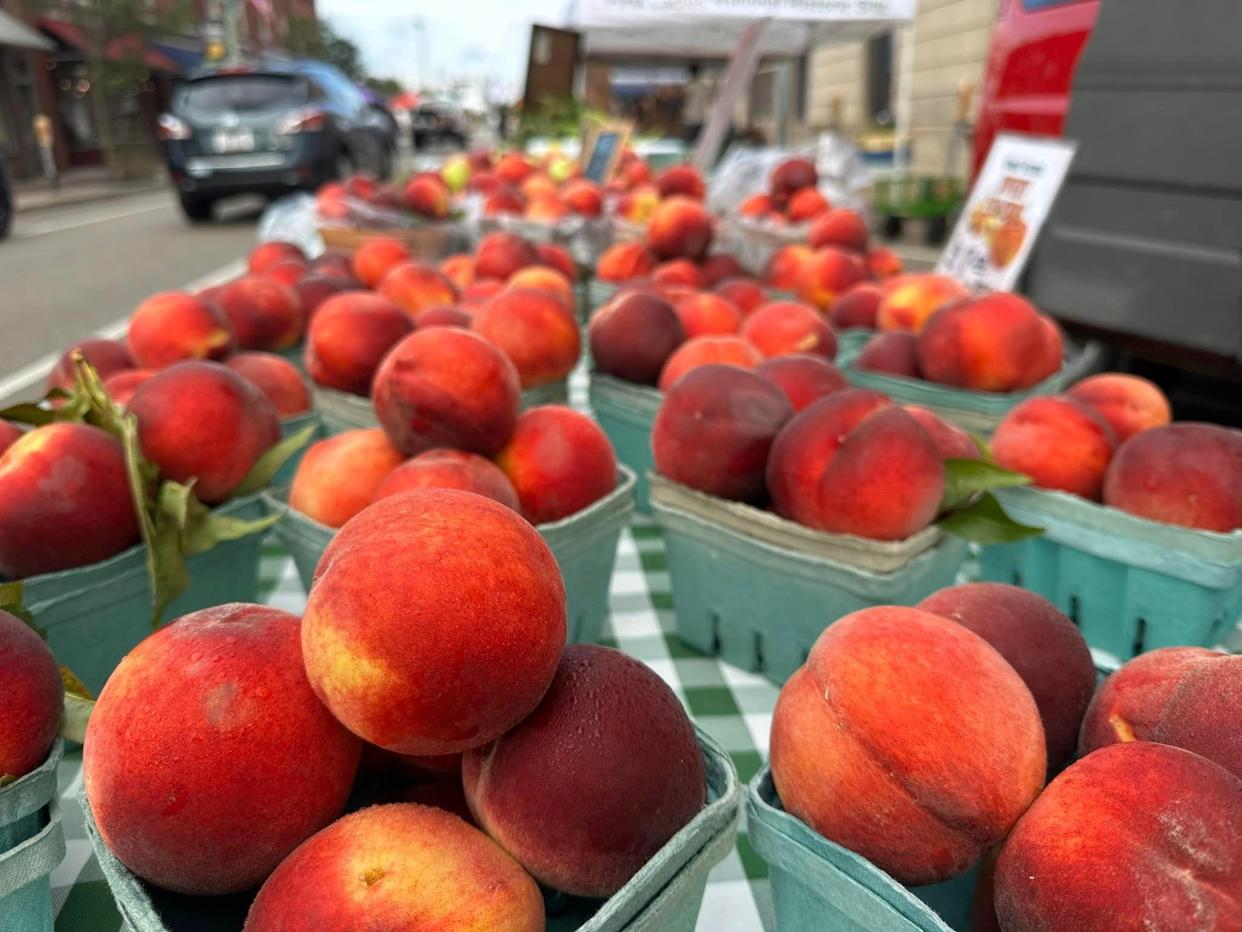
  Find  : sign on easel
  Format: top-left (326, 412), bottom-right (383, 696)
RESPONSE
top-left (938, 134), bottom-right (1077, 292)
top-left (581, 123), bottom-right (631, 184)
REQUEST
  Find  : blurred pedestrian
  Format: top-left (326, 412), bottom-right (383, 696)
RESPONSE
top-left (33, 114), bottom-right (58, 191)
top-left (683, 64), bottom-right (713, 145)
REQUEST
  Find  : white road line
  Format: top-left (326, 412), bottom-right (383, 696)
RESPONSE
top-left (13, 195), bottom-right (173, 239)
top-left (0, 257), bottom-right (247, 402)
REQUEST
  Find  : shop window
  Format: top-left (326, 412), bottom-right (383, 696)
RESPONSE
top-left (866, 31), bottom-right (893, 127)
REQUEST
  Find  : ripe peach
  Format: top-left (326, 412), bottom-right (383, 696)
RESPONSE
top-left (262, 259), bottom-right (308, 287)
top-left (770, 157), bottom-right (817, 206)
top-left (352, 237), bottom-right (411, 289)
top-left (646, 197), bottom-right (714, 262)
top-left (767, 389), bottom-right (945, 539)
top-left (902, 405), bottom-right (980, 460)
top-left (484, 187), bottom-right (525, 216)
top-left (787, 187), bottom-right (830, 222)
top-left (496, 406), bottom-right (618, 524)
top-left (596, 242), bottom-right (656, 284)
top-left (474, 232), bottom-right (538, 281)
top-left (855, 331), bottom-right (921, 378)
top-left (377, 262), bottom-right (458, 320)
top-left (473, 288), bottom-right (580, 389)
top-left (506, 265), bottom-right (573, 308)
top-left (1067, 373), bottom-right (1172, 443)
top-left (808, 208), bottom-right (868, 252)
top-left (656, 163), bottom-right (706, 201)
top-left (739, 194), bottom-right (774, 218)
top-left (129, 361), bottom-right (282, 503)
top-left (104, 369), bottom-right (155, 407)
top-left (867, 246), bottom-right (903, 279)
top-left (674, 293), bottom-right (742, 338)
top-left (84, 604), bottom-right (361, 895)
top-left (918, 583), bottom-right (1095, 769)
top-left (0, 609), bottom-right (63, 779)
top-left (291, 429), bottom-right (405, 528)
top-left (302, 490), bottom-right (566, 754)
top-left (700, 253), bottom-right (747, 287)
top-left (828, 283), bottom-right (883, 330)
top-left (469, 170), bottom-right (500, 196)
top-left (372, 329), bottom-right (520, 456)
top-left (48, 338), bottom-right (133, 393)
top-left (495, 152), bottom-right (534, 185)
top-left (876, 274), bottom-right (970, 333)
top-left (311, 250), bottom-right (360, 286)
top-left (373, 449), bottom-right (519, 512)
top-left (616, 184), bottom-right (660, 224)
top-left (917, 293), bottom-right (1056, 391)
top-left (1033, 314), bottom-right (1065, 384)
top-left (292, 273), bottom-right (350, 324)
top-left (536, 242), bottom-right (577, 282)
top-left (243, 804), bottom-right (544, 932)
top-left (461, 279), bottom-right (505, 307)
top-left (741, 301), bottom-right (837, 361)
top-left (305, 292), bottom-right (413, 396)
top-left (463, 645), bottom-right (704, 897)
top-left (525, 192), bottom-right (569, 222)
top-left (757, 354), bottom-right (848, 413)
top-left (563, 178), bottom-right (603, 217)
top-left (992, 396), bottom-right (1117, 499)
top-left (416, 306), bottom-right (472, 329)
top-left (402, 172), bottom-right (451, 219)
top-left (0, 423), bottom-right (139, 579)
top-left (589, 290), bottom-right (685, 385)
top-left (214, 275), bottom-right (305, 351)
top-left (439, 253), bottom-right (475, 291)
top-left (653, 258), bottom-right (704, 289)
top-left (714, 277), bottom-right (767, 315)
top-left (796, 247), bottom-right (866, 310)
top-left (249, 240), bottom-right (306, 275)
top-left (764, 244), bottom-right (814, 291)
top-left (771, 607), bottom-right (1046, 885)
top-left (1079, 647), bottom-right (1241, 777)
top-left (0, 421), bottom-right (21, 455)
top-left (658, 335), bottom-right (763, 392)
top-left (226, 352), bottom-right (311, 417)
top-left (127, 291), bottom-right (235, 368)
top-left (653, 364), bottom-right (792, 502)
top-left (994, 743), bottom-right (1241, 931)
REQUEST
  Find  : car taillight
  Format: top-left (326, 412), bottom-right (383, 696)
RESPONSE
top-left (157, 114), bottom-right (191, 141)
top-left (276, 108), bottom-right (326, 135)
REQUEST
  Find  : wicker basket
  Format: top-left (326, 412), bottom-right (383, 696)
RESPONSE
top-left (317, 224), bottom-right (461, 261)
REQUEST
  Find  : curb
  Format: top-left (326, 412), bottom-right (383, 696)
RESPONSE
top-left (14, 182), bottom-right (165, 216)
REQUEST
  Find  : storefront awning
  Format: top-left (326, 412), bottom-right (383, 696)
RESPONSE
top-left (40, 18), bottom-right (182, 72)
top-left (0, 10), bottom-right (53, 51)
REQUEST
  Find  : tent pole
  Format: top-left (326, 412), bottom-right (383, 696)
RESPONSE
top-left (692, 18), bottom-right (770, 171)
top-left (893, 21), bottom-right (915, 175)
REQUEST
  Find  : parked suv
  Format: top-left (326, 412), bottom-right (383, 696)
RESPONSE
top-left (411, 102), bottom-right (467, 151)
top-left (159, 58), bottom-right (395, 222)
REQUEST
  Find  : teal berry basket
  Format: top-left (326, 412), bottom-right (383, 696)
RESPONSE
top-left (312, 381), bottom-right (570, 436)
top-left (588, 373), bottom-right (662, 514)
top-left (0, 741), bottom-right (65, 932)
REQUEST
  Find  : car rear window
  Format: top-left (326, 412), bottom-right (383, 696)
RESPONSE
top-left (176, 75), bottom-right (308, 113)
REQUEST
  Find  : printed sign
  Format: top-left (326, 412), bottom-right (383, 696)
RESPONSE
top-left (581, 124), bottom-right (630, 184)
top-left (938, 134), bottom-right (1077, 292)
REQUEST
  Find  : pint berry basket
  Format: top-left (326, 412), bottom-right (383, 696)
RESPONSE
top-left (312, 382), bottom-right (570, 436)
top-left (0, 741), bottom-right (65, 932)
top-left (587, 374), bottom-right (662, 513)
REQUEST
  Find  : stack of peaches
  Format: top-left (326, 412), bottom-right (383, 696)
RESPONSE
top-left (608, 160), bottom-right (707, 229)
top-left (737, 156), bottom-right (832, 227)
top-left (770, 580), bottom-right (1241, 930)
top-left (467, 149), bottom-right (607, 224)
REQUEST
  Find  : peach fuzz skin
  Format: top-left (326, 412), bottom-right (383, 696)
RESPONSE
top-left (0, 609), bottom-right (63, 780)
top-left (302, 490), bottom-right (566, 756)
top-left (472, 287), bottom-right (581, 389)
top-left (305, 292), bottom-right (413, 397)
top-left (127, 292), bottom-right (234, 369)
top-left (658, 335), bottom-right (762, 392)
top-left (373, 449), bottom-right (519, 512)
top-left (290, 429), bottom-right (405, 529)
top-left (1067, 373), bottom-right (1171, 443)
top-left (992, 396), bottom-right (1117, 500)
top-left (771, 607), bottom-right (1046, 886)
top-left (588, 291), bottom-right (686, 386)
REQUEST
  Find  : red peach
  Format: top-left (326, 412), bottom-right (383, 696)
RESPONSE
top-left (291, 429), bottom-right (405, 528)
top-left (589, 290), bottom-right (686, 386)
top-left (473, 288), bottom-right (581, 389)
top-left (867, 246), bottom-right (903, 279)
top-left (828, 283), bottom-right (884, 330)
top-left (475, 232), bottom-right (539, 281)
top-left (808, 208), bottom-right (869, 252)
top-left (652, 258), bottom-right (704, 289)
top-left (700, 254), bottom-right (748, 287)
top-left (536, 242), bottom-right (577, 282)
top-left (461, 279), bottom-right (505, 307)
top-left (764, 244), bottom-right (814, 291)
top-left (262, 259), bottom-right (309, 288)
top-left (402, 172), bottom-right (451, 219)
top-left (902, 405), bottom-right (980, 459)
top-left (506, 266), bottom-right (573, 308)
top-left (787, 187), bottom-right (830, 222)
top-left (525, 192), bottom-right (569, 223)
top-left (495, 152), bottom-right (534, 185)
top-left (352, 237), bottom-right (411, 289)
top-left (674, 293), bottom-right (743, 339)
top-left (484, 187), bottom-right (525, 216)
top-left (416, 306), bottom-right (472, 329)
top-left (646, 197), bottom-right (714, 262)
top-left (796, 247), bottom-right (866, 310)
top-left (713, 277), bottom-right (767, 315)
top-left (373, 449), bottom-right (519, 512)
top-left (127, 291), bottom-right (235, 368)
top-left (214, 275), bottom-right (305, 351)
top-left (0, 610), bottom-right (62, 779)
top-left (658, 335), bottom-right (763, 392)
top-left (616, 184), bottom-right (660, 224)
top-left (0, 421), bottom-right (21, 456)
top-left (596, 241), bottom-right (658, 283)
top-left (47, 338), bottom-right (133, 393)
top-left (468, 170), bottom-right (501, 196)
top-left (757, 354), bottom-right (849, 413)
top-left (292, 274), bottom-right (350, 324)
top-left (104, 369), bottom-right (155, 407)
top-left (770, 158), bottom-right (817, 206)
top-left (856, 331), bottom-right (921, 378)
top-left (992, 396), bottom-right (1117, 499)
top-left (377, 262), bottom-right (458, 319)
top-left (439, 254), bottom-right (475, 291)
top-left (917, 293), bottom-right (1060, 391)
top-left (1067, 373), bottom-right (1172, 443)
top-left (876, 274), bottom-right (970, 333)
top-left (226, 352), bottom-right (311, 417)
top-left (249, 240), bottom-right (306, 275)
top-left (311, 250), bottom-right (359, 284)
top-left (739, 194), bottom-right (774, 218)
top-left (305, 292), bottom-right (414, 396)
top-left (656, 163), bottom-right (706, 201)
top-left (563, 179), bottom-right (603, 217)
top-left (742, 301), bottom-right (837, 361)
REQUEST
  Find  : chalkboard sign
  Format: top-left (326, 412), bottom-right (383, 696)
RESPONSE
top-left (581, 124), bottom-right (630, 184)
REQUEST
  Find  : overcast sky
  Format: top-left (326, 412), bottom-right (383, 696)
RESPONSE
top-left (320, 0), bottom-right (569, 99)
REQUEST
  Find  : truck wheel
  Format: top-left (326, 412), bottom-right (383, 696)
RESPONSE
top-left (178, 194), bottom-right (214, 223)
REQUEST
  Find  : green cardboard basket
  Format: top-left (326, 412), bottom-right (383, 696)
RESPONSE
top-left (313, 381), bottom-right (570, 436)
top-left (979, 486), bottom-right (1242, 663)
top-left (587, 280), bottom-right (618, 311)
top-left (835, 328), bottom-right (873, 367)
top-left (263, 465), bottom-right (636, 644)
top-left (588, 373), bottom-right (662, 514)
top-left (20, 495), bottom-right (268, 695)
top-left (747, 767), bottom-right (974, 932)
top-left (79, 728), bottom-right (739, 932)
top-left (0, 742), bottom-right (65, 932)
top-left (650, 476), bottom-right (967, 685)
top-left (274, 412), bottom-right (321, 486)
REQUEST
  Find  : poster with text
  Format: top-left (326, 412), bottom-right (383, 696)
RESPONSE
top-left (937, 134), bottom-right (1078, 293)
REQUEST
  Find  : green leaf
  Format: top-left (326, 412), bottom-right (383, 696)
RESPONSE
top-left (940, 458), bottom-right (1031, 513)
top-left (184, 510), bottom-right (282, 556)
top-left (938, 492), bottom-right (1044, 544)
top-left (0, 401), bottom-right (57, 426)
top-left (59, 666), bottom-right (95, 744)
top-left (0, 581), bottom-right (42, 636)
top-left (231, 423), bottom-right (317, 498)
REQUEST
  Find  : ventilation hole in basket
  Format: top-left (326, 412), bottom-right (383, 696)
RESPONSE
top-left (1067, 595), bottom-right (1081, 626)
top-left (1133, 617), bottom-right (1148, 657)
top-left (753, 632), bottom-right (765, 672)
top-left (710, 612), bottom-right (722, 654)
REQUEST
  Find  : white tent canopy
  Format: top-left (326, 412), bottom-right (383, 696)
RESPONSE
top-left (0, 10), bottom-right (53, 51)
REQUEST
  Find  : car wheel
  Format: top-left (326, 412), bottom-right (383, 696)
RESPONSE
top-left (178, 193), bottom-right (214, 223)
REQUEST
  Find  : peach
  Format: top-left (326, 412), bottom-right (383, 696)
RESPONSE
top-left (0, 422), bottom-right (139, 579)
top-left (700, 254), bottom-right (747, 287)
top-left (1078, 647), bottom-right (1241, 777)
top-left (373, 449), bottom-right (519, 512)
top-left (867, 246), bottom-right (903, 279)
top-left (903, 405), bottom-right (980, 460)
top-left (352, 237), bottom-right (411, 289)
top-left (311, 250), bottom-right (361, 285)
top-left (796, 247), bottom-right (866, 310)
top-left (855, 331), bottom-right (920, 377)
top-left (658, 335), bottom-right (763, 392)
top-left (808, 208), bottom-right (868, 252)
top-left (656, 163), bottom-right (706, 201)
top-left (525, 192), bottom-right (569, 222)
top-left (303, 490), bottom-right (566, 754)
top-left (84, 604), bottom-right (361, 895)
top-left (475, 231), bottom-right (538, 281)
top-left (787, 188), bottom-right (830, 222)
top-left (242, 804), bottom-right (544, 932)
top-left (770, 157), bottom-right (817, 206)
top-left (377, 261), bottom-right (458, 319)
top-left (469, 170), bottom-right (501, 196)
top-left (292, 273), bottom-right (350, 324)
top-left (128, 361), bottom-right (282, 503)
top-left (416, 306), bottom-right (472, 329)
top-left (305, 292), bottom-right (413, 396)
top-left (674, 293), bottom-right (742, 338)
top-left (402, 172), bottom-right (451, 219)
top-left (496, 406), bottom-right (618, 524)
top-left (771, 606), bottom-right (1046, 885)
top-left (1033, 314), bottom-right (1064, 384)
top-left (249, 240), bottom-right (306, 275)
top-left (876, 274), bottom-right (970, 333)
top-left (563, 178), bottom-right (603, 217)
top-left (484, 187), bottom-right (525, 216)
top-left (739, 194), bottom-right (774, 218)
top-left (994, 743), bottom-right (1241, 931)
top-left (461, 279), bottom-right (505, 307)
top-left (536, 242), bottom-right (577, 282)
top-left (596, 241), bottom-right (658, 283)
top-left (127, 291), bottom-right (235, 368)
top-left (767, 389), bottom-right (945, 539)
top-left (463, 645), bottom-right (704, 898)
top-left (291, 429), bottom-right (405, 528)
top-left (992, 396), bottom-right (1117, 499)
top-left (0, 609), bottom-right (63, 779)
top-left (372, 329), bottom-right (520, 456)
top-left (262, 259), bottom-right (309, 287)
top-left (226, 352), bottom-right (311, 417)
top-left (653, 258), bottom-right (704, 289)
top-left (214, 275), bottom-right (305, 351)
top-left (473, 288), bottom-right (580, 389)
top-left (1103, 423), bottom-right (1242, 532)
top-left (495, 152), bottom-right (534, 185)
top-left (47, 338), bottom-right (133, 393)
top-left (829, 283), bottom-right (883, 330)
top-left (646, 196), bottom-right (714, 262)
top-left (617, 184), bottom-right (660, 224)
top-left (757, 355), bottom-right (848, 413)
top-left (742, 301), bottom-right (837, 361)
top-left (918, 583), bottom-right (1094, 769)
top-left (1067, 373), bottom-right (1172, 443)
top-left (439, 253), bottom-right (475, 291)
top-left (713, 277), bottom-right (767, 315)
top-left (0, 421), bottom-right (21, 455)
top-left (764, 244), bottom-right (813, 291)
top-left (917, 293), bottom-right (1060, 391)
top-left (506, 266), bottom-right (573, 308)
top-left (316, 182), bottom-right (349, 221)
top-left (653, 364), bottom-right (792, 502)
top-left (588, 290), bottom-right (686, 385)
top-left (104, 369), bottom-right (155, 407)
